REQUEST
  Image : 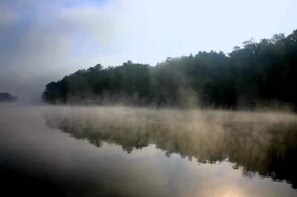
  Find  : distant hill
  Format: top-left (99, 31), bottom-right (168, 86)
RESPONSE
top-left (0, 92), bottom-right (18, 102)
top-left (42, 30), bottom-right (297, 110)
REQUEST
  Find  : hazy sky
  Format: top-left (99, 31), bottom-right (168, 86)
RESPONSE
top-left (0, 0), bottom-right (296, 102)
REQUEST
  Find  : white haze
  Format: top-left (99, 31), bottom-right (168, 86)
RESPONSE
top-left (0, 0), bottom-right (296, 102)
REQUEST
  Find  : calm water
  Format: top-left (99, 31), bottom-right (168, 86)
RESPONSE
top-left (1, 105), bottom-right (297, 197)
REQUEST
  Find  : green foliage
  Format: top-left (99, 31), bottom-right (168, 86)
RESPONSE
top-left (42, 30), bottom-right (297, 109)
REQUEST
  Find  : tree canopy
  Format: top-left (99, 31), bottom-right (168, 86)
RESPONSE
top-left (0, 92), bottom-right (18, 102)
top-left (42, 30), bottom-right (297, 110)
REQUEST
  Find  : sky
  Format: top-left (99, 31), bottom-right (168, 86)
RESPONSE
top-left (0, 0), bottom-right (297, 102)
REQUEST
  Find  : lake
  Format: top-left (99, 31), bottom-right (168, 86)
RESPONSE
top-left (0, 105), bottom-right (297, 197)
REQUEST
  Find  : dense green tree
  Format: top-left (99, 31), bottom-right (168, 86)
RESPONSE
top-left (42, 30), bottom-right (297, 110)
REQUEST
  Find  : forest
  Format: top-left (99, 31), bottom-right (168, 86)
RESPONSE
top-left (0, 92), bottom-right (17, 102)
top-left (42, 30), bottom-right (297, 110)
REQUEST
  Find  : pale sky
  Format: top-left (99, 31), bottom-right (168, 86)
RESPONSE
top-left (0, 0), bottom-right (296, 102)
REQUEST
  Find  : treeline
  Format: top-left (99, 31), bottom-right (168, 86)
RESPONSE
top-left (0, 92), bottom-right (17, 102)
top-left (42, 30), bottom-right (297, 109)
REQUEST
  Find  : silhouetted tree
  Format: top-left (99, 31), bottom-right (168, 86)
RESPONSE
top-left (0, 92), bottom-right (17, 102)
top-left (42, 29), bottom-right (297, 110)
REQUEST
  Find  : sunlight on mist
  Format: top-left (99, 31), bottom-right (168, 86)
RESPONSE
top-left (1, 104), bottom-right (297, 196)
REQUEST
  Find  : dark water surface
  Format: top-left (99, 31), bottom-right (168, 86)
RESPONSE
top-left (1, 105), bottom-right (297, 197)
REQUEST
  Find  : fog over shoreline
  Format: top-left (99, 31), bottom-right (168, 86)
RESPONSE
top-left (1, 0), bottom-right (297, 102)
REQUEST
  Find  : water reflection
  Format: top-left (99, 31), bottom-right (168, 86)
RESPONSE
top-left (45, 107), bottom-right (297, 189)
top-left (1, 106), bottom-right (297, 196)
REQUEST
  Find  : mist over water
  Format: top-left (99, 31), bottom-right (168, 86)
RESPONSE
top-left (1, 0), bottom-right (297, 196)
top-left (1, 105), bottom-right (297, 196)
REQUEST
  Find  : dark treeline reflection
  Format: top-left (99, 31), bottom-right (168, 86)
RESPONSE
top-left (44, 107), bottom-right (297, 189)
top-left (43, 30), bottom-right (297, 110)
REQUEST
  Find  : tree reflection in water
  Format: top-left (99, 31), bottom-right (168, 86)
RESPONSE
top-left (44, 107), bottom-right (297, 189)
